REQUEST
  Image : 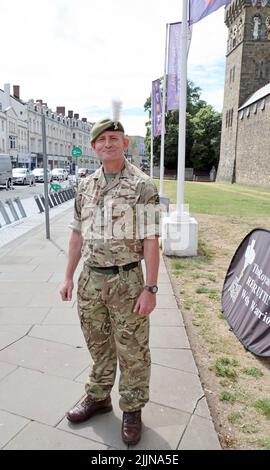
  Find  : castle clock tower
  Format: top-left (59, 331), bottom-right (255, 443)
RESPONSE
top-left (217, 0), bottom-right (270, 182)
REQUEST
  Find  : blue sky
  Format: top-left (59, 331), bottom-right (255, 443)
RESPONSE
top-left (1, 0), bottom-right (228, 136)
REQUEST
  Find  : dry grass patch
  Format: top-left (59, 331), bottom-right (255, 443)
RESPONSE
top-left (165, 213), bottom-right (270, 450)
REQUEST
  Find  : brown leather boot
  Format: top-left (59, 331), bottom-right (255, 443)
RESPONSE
top-left (66, 395), bottom-right (112, 423)
top-left (121, 410), bottom-right (142, 445)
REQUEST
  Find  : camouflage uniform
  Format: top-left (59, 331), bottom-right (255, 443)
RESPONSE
top-left (70, 160), bottom-right (159, 412)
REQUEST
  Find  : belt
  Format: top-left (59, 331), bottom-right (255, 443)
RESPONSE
top-left (88, 261), bottom-right (139, 275)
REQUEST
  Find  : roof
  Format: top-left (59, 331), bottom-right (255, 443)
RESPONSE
top-left (239, 82), bottom-right (270, 111)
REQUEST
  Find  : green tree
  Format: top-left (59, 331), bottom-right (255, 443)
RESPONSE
top-left (144, 80), bottom-right (221, 172)
top-left (190, 105), bottom-right (221, 171)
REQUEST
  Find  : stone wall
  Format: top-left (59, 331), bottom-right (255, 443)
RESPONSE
top-left (236, 94), bottom-right (270, 187)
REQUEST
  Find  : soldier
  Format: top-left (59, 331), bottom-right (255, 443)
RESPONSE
top-left (60, 113), bottom-right (160, 445)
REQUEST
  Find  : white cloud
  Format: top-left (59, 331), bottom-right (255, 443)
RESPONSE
top-left (1, 0), bottom-right (228, 135)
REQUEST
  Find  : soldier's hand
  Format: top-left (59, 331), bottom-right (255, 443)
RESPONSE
top-left (134, 290), bottom-right (156, 316)
top-left (60, 279), bottom-right (74, 301)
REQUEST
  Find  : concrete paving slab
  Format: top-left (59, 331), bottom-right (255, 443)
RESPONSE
top-left (156, 284), bottom-right (174, 295)
top-left (29, 324), bottom-right (85, 347)
top-left (28, 256), bottom-right (68, 266)
top-left (58, 391), bottom-right (127, 450)
top-left (3, 421), bottom-right (108, 450)
top-left (0, 256), bottom-right (33, 264)
top-left (156, 295), bottom-right (178, 309)
top-left (0, 264), bottom-right (36, 273)
top-left (73, 364), bottom-right (93, 384)
top-left (0, 367), bottom-right (83, 426)
top-left (134, 401), bottom-right (190, 450)
top-left (0, 325), bottom-right (30, 350)
top-left (0, 307), bottom-right (50, 325)
top-left (0, 410), bottom-right (29, 449)
top-left (150, 308), bottom-right (183, 326)
top-left (0, 272), bottom-right (52, 282)
top-left (0, 281), bottom-right (59, 294)
top-left (0, 362), bottom-right (17, 381)
top-left (0, 336), bottom-right (90, 379)
top-left (150, 326), bottom-right (190, 349)
top-left (150, 364), bottom-right (204, 413)
top-left (0, 293), bottom-right (34, 307)
top-left (157, 273), bottom-right (172, 283)
top-left (28, 292), bottom-right (76, 308)
top-left (151, 348), bottom-right (198, 374)
top-left (178, 414), bottom-right (221, 450)
top-left (194, 397), bottom-right (212, 420)
top-left (42, 307), bottom-right (78, 325)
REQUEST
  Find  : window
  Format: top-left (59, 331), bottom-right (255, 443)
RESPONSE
top-left (9, 135), bottom-right (16, 149)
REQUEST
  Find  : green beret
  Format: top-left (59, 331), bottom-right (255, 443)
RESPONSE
top-left (90, 118), bottom-right (125, 143)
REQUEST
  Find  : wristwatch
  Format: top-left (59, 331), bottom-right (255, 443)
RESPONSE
top-left (144, 285), bottom-right (158, 294)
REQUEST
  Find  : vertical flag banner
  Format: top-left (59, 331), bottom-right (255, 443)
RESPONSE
top-left (189, 0), bottom-right (231, 25)
top-left (152, 79), bottom-right (162, 136)
top-left (167, 22), bottom-right (182, 111)
top-left (167, 22), bottom-right (192, 111)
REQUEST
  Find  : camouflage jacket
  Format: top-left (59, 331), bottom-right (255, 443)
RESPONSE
top-left (70, 159), bottom-right (160, 267)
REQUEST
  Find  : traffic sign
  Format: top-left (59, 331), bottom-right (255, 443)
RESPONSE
top-left (72, 147), bottom-right (82, 157)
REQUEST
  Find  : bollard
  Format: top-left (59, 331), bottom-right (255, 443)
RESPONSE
top-left (50, 193), bottom-right (58, 206)
top-left (5, 199), bottom-right (20, 221)
top-left (47, 195), bottom-right (54, 209)
top-left (14, 197), bottom-right (27, 218)
top-left (54, 193), bottom-right (61, 205)
top-left (0, 201), bottom-right (12, 224)
top-left (34, 195), bottom-right (44, 213)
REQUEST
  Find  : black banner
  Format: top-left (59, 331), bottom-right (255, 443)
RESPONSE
top-left (222, 228), bottom-right (270, 356)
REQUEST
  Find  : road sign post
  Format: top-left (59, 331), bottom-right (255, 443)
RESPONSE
top-left (71, 147), bottom-right (82, 182)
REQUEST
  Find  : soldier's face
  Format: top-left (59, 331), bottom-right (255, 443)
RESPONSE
top-left (92, 131), bottom-right (129, 163)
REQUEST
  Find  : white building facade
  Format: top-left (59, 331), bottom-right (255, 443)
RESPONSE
top-left (0, 83), bottom-right (98, 171)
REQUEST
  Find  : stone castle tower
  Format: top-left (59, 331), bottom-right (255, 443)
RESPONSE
top-left (217, 0), bottom-right (270, 182)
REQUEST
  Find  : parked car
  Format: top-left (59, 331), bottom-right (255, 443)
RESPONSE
top-left (78, 167), bottom-right (88, 177)
top-left (51, 168), bottom-right (69, 181)
top-left (78, 168), bottom-right (96, 178)
top-left (32, 168), bottom-right (52, 182)
top-left (12, 168), bottom-right (35, 185)
top-left (0, 153), bottom-right (12, 189)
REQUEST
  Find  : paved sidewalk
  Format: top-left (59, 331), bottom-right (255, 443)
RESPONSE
top-left (0, 207), bottom-right (220, 450)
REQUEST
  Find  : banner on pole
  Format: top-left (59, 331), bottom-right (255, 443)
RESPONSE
top-left (189, 0), bottom-right (231, 25)
top-left (167, 22), bottom-right (192, 111)
top-left (152, 79), bottom-right (162, 136)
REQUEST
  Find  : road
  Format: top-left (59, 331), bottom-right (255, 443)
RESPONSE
top-left (0, 180), bottom-right (72, 203)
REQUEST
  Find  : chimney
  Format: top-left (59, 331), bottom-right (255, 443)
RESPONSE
top-left (4, 83), bottom-right (10, 95)
top-left (68, 110), bottom-right (73, 118)
top-left (3, 84), bottom-right (11, 109)
top-left (74, 113), bottom-right (79, 119)
top-left (82, 117), bottom-right (87, 122)
top-left (56, 106), bottom-right (65, 115)
top-left (36, 99), bottom-right (43, 105)
top-left (13, 85), bottom-right (20, 99)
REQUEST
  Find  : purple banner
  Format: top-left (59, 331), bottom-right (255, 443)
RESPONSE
top-left (167, 22), bottom-right (192, 111)
top-left (152, 79), bottom-right (162, 137)
top-left (167, 23), bottom-right (181, 111)
top-left (189, 0), bottom-right (231, 25)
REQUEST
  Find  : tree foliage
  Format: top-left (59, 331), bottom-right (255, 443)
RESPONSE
top-left (144, 80), bottom-right (222, 172)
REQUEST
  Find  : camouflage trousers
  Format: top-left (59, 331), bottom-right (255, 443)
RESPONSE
top-left (77, 262), bottom-right (151, 412)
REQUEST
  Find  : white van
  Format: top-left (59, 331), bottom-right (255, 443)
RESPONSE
top-left (0, 154), bottom-right (12, 189)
